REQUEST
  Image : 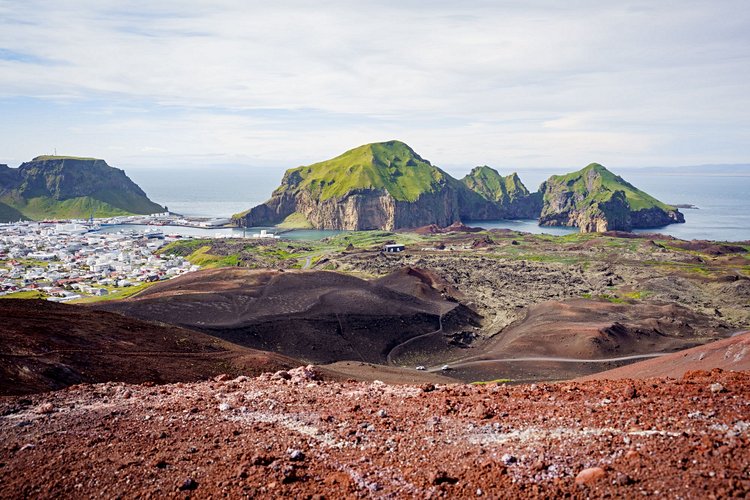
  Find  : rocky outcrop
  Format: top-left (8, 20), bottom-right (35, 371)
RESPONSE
top-left (0, 156), bottom-right (164, 221)
top-left (539, 163), bottom-right (684, 232)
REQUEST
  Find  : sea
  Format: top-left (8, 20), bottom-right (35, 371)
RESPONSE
top-left (126, 166), bottom-right (750, 242)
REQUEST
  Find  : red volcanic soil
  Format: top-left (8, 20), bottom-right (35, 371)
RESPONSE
top-left (1, 368), bottom-right (748, 498)
top-left (96, 268), bottom-right (481, 366)
top-left (0, 299), bottom-right (298, 396)
top-left (577, 331), bottom-right (750, 381)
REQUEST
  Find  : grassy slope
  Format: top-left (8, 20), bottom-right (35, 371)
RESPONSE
top-left (546, 163), bottom-right (674, 211)
top-left (277, 140), bottom-right (447, 202)
top-left (0, 201), bottom-right (28, 222)
top-left (461, 166), bottom-right (530, 202)
top-left (1, 156), bottom-right (164, 220)
top-left (11, 196), bottom-right (140, 219)
top-left (277, 212), bottom-right (314, 229)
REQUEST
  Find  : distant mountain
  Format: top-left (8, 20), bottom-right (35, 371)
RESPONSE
top-left (0, 156), bottom-right (164, 221)
top-left (234, 142), bottom-right (684, 233)
top-left (539, 163), bottom-right (684, 232)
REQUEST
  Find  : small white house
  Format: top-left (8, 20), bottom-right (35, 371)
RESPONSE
top-left (383, 244), bottom-right (405, 253)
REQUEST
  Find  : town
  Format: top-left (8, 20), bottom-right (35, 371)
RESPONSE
top-left (0, 220), bottom-right (199, 302)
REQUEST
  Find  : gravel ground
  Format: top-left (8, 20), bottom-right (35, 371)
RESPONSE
top-left (1, 367), bottom-right (748, 498)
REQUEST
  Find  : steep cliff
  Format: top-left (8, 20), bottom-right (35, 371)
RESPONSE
top-left (234, 141), bottom-right (464, 230)
top-left (538, 163), bottom-right (684, 232)
top-left (0, 156), bottom-right (164, 221)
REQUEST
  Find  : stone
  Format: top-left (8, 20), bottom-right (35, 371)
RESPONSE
top-left (178, 478), bottom-right (198, 491)
top-left (709, 383), bottom-right (726, 393)
top-left (622, 384), bottom-right (637, 400)
top-left (37, 403), bottom-right (54, 414)
top-left (575, 467), bottom-right (606, 485)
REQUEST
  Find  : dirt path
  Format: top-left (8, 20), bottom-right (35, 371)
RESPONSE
top-left (386, 314), bottom-right (444, 365)
top-left (432, 353), bottom-right (668, 372)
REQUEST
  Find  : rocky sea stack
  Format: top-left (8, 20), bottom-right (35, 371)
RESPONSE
top-left (234, 141), bottom-right (684, 233)
top-left (0, 156), bottom-right (164, 222)
top-left (539, 163), bottom-right (685, 232)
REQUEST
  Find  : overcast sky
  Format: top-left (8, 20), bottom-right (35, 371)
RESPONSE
top-left (1, 1), bottom-right (749, 171)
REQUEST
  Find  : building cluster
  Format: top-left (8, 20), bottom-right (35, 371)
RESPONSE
top-left (0, 221), bottom-right (198, 301)
top-left (104, 212), bottom-right (232, 228)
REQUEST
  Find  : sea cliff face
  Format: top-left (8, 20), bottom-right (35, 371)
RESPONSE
top-left (238, 185), bottom-right (461, 231)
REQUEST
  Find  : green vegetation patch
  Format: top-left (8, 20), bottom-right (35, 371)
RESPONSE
top-left (9, 196), bottom-right (137, 220)
top-left (0, 290), bottom-right (46, 300)
top-left (277, 212), bottom-right (314, 229)
top-left (71, 282), bottom-right (159, 303)
top-left (185, 246), bottom-right (240, 268)
top-left (277, 140), bottom-right (447, 202)
top-left (471, 378), bottom-right (513, 385)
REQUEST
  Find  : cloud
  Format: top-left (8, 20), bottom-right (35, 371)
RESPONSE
top-left (0, 1), bottom-right (748, 168)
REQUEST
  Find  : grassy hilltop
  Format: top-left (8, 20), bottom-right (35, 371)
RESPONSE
top-left (0, 156), bottom-right (164, 221)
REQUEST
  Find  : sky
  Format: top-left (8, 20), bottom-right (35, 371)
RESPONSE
top-left (1, 0), bottom-right (749, 172)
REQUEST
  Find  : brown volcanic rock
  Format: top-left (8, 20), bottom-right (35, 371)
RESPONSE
top-left (96, 268), bottom-right (482, 365)
top-left (1, 370), bottom-right (748, 498)
top-left (577, 331), bottom-right (750, 381)
top-left (0, 299), bottom-right (299, 396)
top-left (439, 298), bottom-right (732, 383)
top-left (489, 299), bottom-right (730, 359)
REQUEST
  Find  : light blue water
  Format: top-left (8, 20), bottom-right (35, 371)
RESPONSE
top-left (127, 166), bottom-right (750, 242)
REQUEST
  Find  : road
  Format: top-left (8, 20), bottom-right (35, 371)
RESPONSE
top-left (428, 352), bottom-right (668, 372)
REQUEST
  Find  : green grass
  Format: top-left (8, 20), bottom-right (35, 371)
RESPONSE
top-left (0, 290), bottom-right (46, 299)
top-left (275, 140), bottom-right (447, 202)
top-left (8, 259), bottom-right (52, 268)
top-left (186, 246), bottom-right (240, 268)
top-left (277, 212), bottom-right (313, 229)
top-left (71, 281), bottom-right (159, 303)
top-left (471, 378), bottom-right (513, 385)
top-left (17, 196), bottom-right (135, 220)
top-left (622, 290), bottom-right (652, 300)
